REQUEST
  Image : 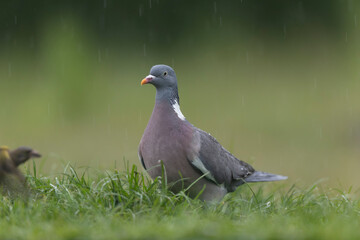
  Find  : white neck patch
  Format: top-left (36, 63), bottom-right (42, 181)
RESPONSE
top-left (172, 100), bottom-right (185, 121)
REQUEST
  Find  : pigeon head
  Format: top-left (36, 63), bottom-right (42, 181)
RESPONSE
top-left (10, 146), bottom-right (41, 165)
top-left (141, 65), bottom-right (179, 103)
top-left (141, 65), bottom-right (177, 89)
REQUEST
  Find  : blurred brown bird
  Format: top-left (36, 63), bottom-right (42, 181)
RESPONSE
top-left (0, 146), bottom-right (41, 198)
top-left (10, 146), bottom-right (41, 167)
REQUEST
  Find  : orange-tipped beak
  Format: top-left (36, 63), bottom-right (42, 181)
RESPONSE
top-left (141, 75), bottom-right (155, 85)
top-left (141, 78), bottom-right (148, 85)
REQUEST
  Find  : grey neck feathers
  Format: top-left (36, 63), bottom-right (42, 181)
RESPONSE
top-left (155, 86), bottom-right (180, 105)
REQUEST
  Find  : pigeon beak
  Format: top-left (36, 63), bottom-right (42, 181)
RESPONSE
top-left (30, 150), bottom-right (41, 158)
top-left (141, 75), bottom-right (155, 85)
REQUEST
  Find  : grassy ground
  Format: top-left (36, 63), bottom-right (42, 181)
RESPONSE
top-left (1, 163), bottom-right (359, 240)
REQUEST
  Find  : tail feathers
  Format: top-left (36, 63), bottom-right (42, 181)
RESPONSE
top-left (245, 171), bottom-right (287, 183)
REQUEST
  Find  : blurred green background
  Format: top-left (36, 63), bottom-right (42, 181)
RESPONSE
top-left (0, 1), bottom-right (359, 188)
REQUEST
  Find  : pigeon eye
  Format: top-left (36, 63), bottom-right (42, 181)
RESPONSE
top-left (163, 71), bottom-right (168, 76)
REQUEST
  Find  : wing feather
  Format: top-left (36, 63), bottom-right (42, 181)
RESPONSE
top-left (188, 127), bottom-right (255, 190)
top-left (138, 147), bottom-right (146, 170)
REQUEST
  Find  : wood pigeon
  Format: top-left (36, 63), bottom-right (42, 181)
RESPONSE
top-left (139, 65), bottom-right (287, 201)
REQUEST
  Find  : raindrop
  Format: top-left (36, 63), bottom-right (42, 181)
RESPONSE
top-left (241, 96), bottom-right (245, 106)
top-left (143, 44), bottom-right (146, 56)
top-left (219, 16), bottom-right (222, 26)
top-left (298, 1), bottom-right (303, 14)
top-left (125, 128), bottom-right (128, 139)
top-left (103, 0), bottom-right (107, 8)
top-left (107, 122), bottom-right (111, 135)
top-left (98, 49), bottom-right (102, 62)
top-left (258, 133), bottom-right (262, 145)
top-left (48, 103), bottom-right (51, 116)
top-left (139, 5), bottom-right (144, 16)
top-left (60, 104), bottom-right (65, 128)
top-left (29, 36), bottom-right (34, 48)
top-left (14, 15), bottom-right (17, 25)
top-left (149, 0), bottom-right (152, 8)
top-left (355, 15), bottom-right (357, 27)
top-left (213, 2), bottom-right (217, 14)
top-left (8, 63), bottom-right (12, 77)
top-left (348, 0), bottom-right (354, 12)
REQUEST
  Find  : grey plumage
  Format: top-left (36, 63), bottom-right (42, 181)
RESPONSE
top-left (139, 64), bottom-right (287, 201)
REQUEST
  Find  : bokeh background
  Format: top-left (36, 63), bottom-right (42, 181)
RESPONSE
top-left (0, 1), bottom-right (359, 188)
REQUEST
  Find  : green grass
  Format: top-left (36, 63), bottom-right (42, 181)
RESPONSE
top-left (0, 163), bottom-right (359, 240)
